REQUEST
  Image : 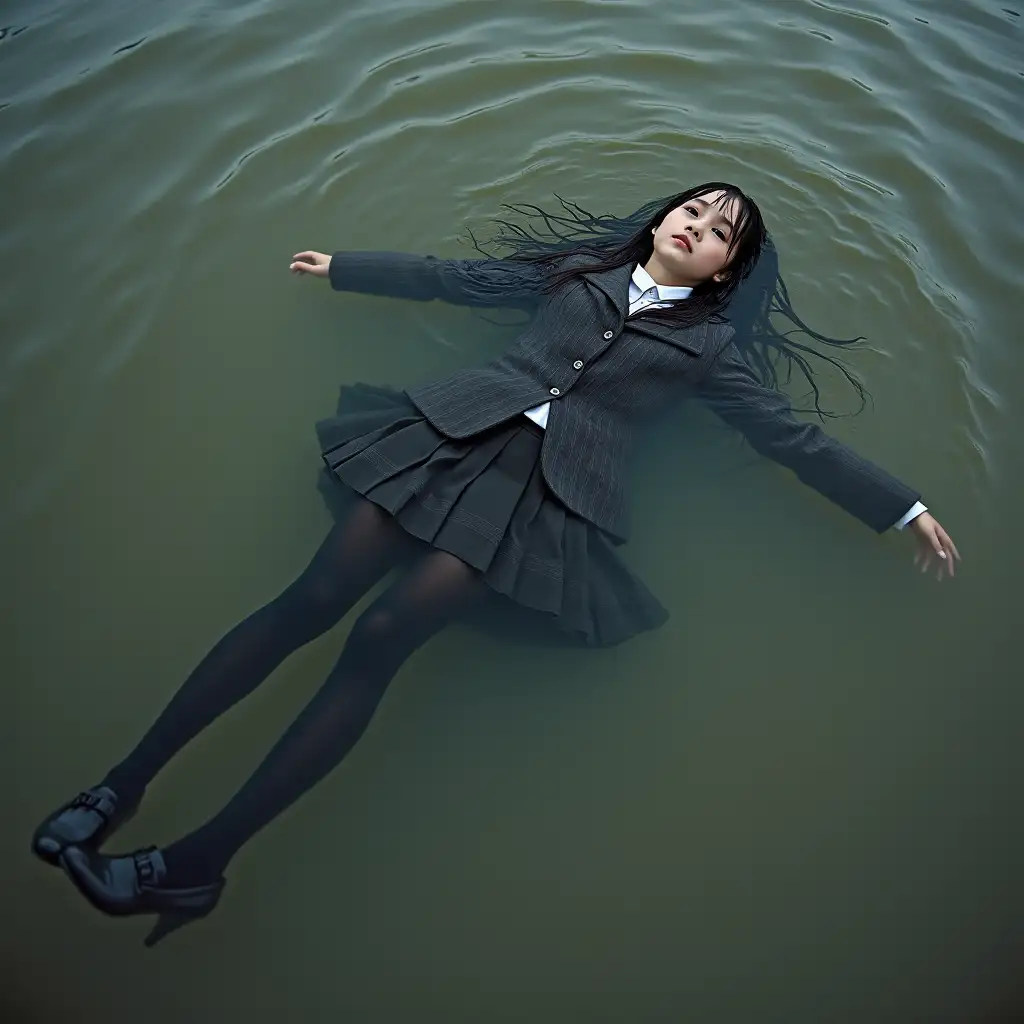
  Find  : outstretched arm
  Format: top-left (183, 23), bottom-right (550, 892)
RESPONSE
top-left (697, 339), bottom-right (961, 579)
top-left (289, 250), bottom-right (548, 310)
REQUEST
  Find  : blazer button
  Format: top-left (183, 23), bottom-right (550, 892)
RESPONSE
top-left (603, 330), bottom-right (613, 339)
top-left (549, 387), bottom-right (561, 396)
top-left (573, 360), bottom-right (584, 370)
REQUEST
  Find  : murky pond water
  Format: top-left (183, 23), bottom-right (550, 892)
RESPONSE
top-left (2, 1), bottom-right (1022, 1020)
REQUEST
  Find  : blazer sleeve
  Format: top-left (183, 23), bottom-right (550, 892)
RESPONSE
top-left (695, 336), bottom-right (921, 533)
top-left (328, 251), bottom-right (551, 310)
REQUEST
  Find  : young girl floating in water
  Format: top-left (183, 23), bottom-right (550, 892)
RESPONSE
top-left (33, 182), bottom-right (959, 945)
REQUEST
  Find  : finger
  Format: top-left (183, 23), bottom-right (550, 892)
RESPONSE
top-left (935, 528), bottom-right (960, 572)
top-left (928, 529), bottom-right (947, 562)
top-left (292, 251), bottom-right (319, 262)
top-left (942, 537), bottom-right (956, 578)
top-left (919, 550), bottom-right (931, 574)
top-left (945, 534), bottom-right (961, 563)
top-left (289, 262), bottom-right (313, 273)
top-left (933, 525), bottom-right (960, 562)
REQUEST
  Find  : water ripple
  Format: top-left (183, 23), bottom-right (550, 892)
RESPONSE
top-left (1, 0), bottom-right (1020, 526)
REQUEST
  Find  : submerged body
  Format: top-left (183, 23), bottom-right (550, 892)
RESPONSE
top-left (33, 185), bottom-right (959, 943)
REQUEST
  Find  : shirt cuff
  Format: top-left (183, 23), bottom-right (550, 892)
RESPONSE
top-left (893, 501), bottom-right (928, 531)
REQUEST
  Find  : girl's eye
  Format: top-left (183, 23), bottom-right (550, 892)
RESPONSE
top-left (683, 206), bottom-right (727, 241)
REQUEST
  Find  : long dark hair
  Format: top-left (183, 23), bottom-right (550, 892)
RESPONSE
top-left (467, 185), bottom-right (867, 418)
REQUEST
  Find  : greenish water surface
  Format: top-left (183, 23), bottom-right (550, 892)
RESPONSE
top-left (2, 1), bottom-right (1022, 1021)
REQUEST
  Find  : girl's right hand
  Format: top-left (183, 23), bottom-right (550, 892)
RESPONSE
top-left (290, 251), bottom-right (331, 277)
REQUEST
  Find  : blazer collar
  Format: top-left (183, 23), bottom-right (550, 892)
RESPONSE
top-left (580, 262), bottom-right (633, 318)
top-left (581, 261), bottom-right (708, 356)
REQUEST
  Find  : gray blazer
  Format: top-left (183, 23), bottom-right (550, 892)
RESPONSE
top-left (328, 251), bottom-right (919, 541)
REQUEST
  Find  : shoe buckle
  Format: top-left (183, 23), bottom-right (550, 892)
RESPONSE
top-left (134, 847), bottom-right (163, 886)
top-left (135, 851), bottom-right (154, 883)
top-left (72, 791), bottom-right (103, 811)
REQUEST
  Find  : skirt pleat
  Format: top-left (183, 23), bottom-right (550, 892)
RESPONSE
top-left (315, 384), bottom-right (667, 647)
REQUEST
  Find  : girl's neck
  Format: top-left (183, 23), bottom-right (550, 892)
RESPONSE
top-left (641, 254), bottom-right (700, 289)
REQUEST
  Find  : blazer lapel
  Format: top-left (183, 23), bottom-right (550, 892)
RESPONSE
top-left (581, 263), bottom-right (633, 319)
top-left (581, 262), bottom-right (709, 357)
top-left (626, 317), bottom-right (708, 357)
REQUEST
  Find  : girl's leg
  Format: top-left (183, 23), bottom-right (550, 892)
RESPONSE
top-left (159, 549), bottom-right (482, 886)
top-left (102, 499), bottom-right (414, 803)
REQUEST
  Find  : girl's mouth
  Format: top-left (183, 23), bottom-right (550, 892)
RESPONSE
top-left (672, 234), bottom-right (692, 252)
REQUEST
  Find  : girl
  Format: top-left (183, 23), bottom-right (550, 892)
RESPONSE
top-left (32, 182), bottom-right (959, 945)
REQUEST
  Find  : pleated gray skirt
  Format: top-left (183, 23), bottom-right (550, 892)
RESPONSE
top-left (315, 384), bottom-right (667, 647)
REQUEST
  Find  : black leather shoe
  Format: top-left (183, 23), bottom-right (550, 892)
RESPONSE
top-left (31, 786), bottom-right (141, 866)
top-left (61, 845), bottom-right (224, 947)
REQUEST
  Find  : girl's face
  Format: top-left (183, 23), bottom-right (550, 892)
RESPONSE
top-left (648, 190), bottom-right (744, 287)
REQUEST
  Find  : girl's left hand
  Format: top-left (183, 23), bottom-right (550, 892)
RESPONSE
top-left (290, 251), bottom-right (331, 277)
top-left (909, 512), bottom-right (960, 580)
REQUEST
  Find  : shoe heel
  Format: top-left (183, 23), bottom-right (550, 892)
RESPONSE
top-left (145, 910), bottom-right (200, 948)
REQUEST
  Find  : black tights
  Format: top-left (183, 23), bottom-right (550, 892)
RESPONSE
top-left (103, 500), bottom-right (482, 885)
